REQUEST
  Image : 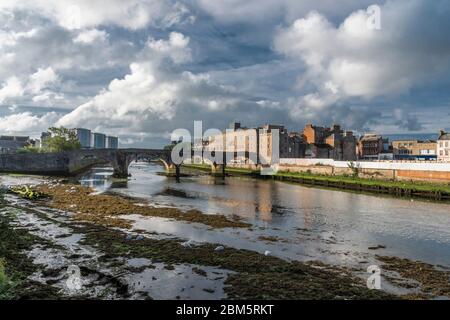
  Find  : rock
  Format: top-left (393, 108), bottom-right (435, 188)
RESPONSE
top-left (125, 234), bottom-right (133, 241)
top-left (264, 250), bottom-right (271, 256)
top-left (182, 239), bottom-right (195, 247)
top-left (368, 245), bottom-right (386, 250)
top-left (135, 235), bottom-right (144, 241)
top-left (214, 246), bottom-right (225, 252)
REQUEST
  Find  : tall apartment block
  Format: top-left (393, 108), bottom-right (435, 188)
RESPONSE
top-left (75, 128), bottom-right (92, 149)
top-left (92, 133), bottom-right (106, 149)
top-left (106, 136), bottom-right (119, 149)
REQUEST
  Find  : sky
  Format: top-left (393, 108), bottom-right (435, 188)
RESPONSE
top-left (0, 0), bottom-right (449, 147)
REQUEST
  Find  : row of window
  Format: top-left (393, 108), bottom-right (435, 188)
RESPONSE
top-left (439, 141), bottom-right (450, 148)
top-left (397, 143), bottom-right (414, 147)
top-left (440, 150), bottom-right (450, 156)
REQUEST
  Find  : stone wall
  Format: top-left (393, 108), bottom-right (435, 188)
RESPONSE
top-left (0, 152), bottom-right (70, 175)
top-left (277, 158), bottom-right (450, 183)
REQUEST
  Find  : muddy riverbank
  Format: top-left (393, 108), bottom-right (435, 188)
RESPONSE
top-left (34, 182), bottom-right (250, 229)
top-left (0, 188), bottom-right (390, 300)
top-left (1, 172), bottom-right (450, 300)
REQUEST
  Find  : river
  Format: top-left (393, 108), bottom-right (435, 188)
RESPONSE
top-left (79, 163), bottom-right (450, 269)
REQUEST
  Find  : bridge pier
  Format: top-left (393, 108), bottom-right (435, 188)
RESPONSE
top-left (164, 163), bottom-right (181, 182)
top-left (112, 152), bottom-right (132, 179)
top-left (211, 163), bottom-right (226, 178)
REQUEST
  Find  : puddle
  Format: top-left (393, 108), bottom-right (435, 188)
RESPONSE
top-left (125, 261), bottom-right (231, 300)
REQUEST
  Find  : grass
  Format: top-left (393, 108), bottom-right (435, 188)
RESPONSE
top-left (275, 171), bottom-right (450, 194)
top-left (183, 164), bottom-right (450, 196)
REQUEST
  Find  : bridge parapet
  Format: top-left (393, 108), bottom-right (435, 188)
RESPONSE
top-left (0, 148), bottom-right (171, 178)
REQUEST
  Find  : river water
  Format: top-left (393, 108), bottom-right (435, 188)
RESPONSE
top-left (79, 163), bottom-right (450, 269)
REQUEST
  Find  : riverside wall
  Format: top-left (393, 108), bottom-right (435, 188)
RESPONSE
top-left (275, 159), bottom-right (450, 183)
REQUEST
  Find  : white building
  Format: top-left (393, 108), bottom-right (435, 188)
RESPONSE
top-left (438, 130), bottom-right (450, 162)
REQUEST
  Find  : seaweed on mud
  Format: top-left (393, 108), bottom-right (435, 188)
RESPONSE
top-left (75, 223), bottom-right (395, 300)
top-left (378, 255), bottom-right (450, 298)
top-left (257, 236), bottom-right (288, 243)
top-left (35, 184), bottom-right (250, 229)
top-left (0, 212), bottom-right (61, 300)
top-left (192, 267), bottom-right (207, 277)
top-left (0, 187), bottom-right (7, 205)
top-left (10, 186), bottom-right (47, 201)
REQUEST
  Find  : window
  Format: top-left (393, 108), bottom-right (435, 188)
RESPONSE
top-left (441, 150), bottom-right (444, 156)
top-left (440, 142), bottom-right (444, 148)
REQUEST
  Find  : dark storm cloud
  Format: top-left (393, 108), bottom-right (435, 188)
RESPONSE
top-left (1, 0), bottom-right (450, 146)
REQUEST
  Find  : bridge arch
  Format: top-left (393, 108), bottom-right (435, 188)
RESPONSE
top-left (67, 149), bottom-right (172, 178)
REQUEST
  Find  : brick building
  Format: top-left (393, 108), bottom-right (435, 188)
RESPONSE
top-left (438, 130), bottom-right (450, 162)
top-left (392, 140), bottom-right (437, 160)
top-left (202, 122), bottom-right (307, 165)
top-left (302, 124), bottom-right (357, 160)
top-left (357, 134), bottom-right (384, 160)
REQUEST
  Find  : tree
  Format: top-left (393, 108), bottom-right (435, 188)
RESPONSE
top-left (42, 127), bottom-right (82, 152)
top-left (163, 140), bottom-right (180, 151)
top-left (17, 146), bottom-right (42, 154)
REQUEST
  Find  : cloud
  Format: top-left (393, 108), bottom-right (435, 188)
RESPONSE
top-left (0, 112), bottom-right (60, 134)
top-left (56, 32), bottom-right (288, 144)
top-left (393, 108), bottom-right (423, 131)
top-left (54, 33), bottom-right (189, 129)
top-left (2, 0), bottom-right (450, 143)
top-left (0, 0), bottom-right (195, 30)
top-left (196, 0), bottom-right (380, 23)
top-left (73, 29), bottom-right (107, 44)
top-left (0, 67), bottom-right (61, 105)
top-left (0, 77), bottom-right (24, 103)
top-left (273, 0), bottom-right (450, 128)
top-left (0, 8), bottom-right (141, 109)
top-left (145, 32), bottom-right (192, 64)
top-left (27, 67), bottom-right (59, 94)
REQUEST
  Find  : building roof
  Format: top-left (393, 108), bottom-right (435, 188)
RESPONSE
top-left (393, 139), bottom-right (437, 144)
top-left (439, 133), bottom-right (450, 140)
top-left (360, 134), bottom-right (382, 142)
top-left (0, 136), bottom-right (30, 142)
top-left (0, 140), bottom-right (29, 149)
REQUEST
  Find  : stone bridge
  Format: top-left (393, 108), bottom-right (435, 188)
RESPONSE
top-left (0, 148), bottom-right (173, 179)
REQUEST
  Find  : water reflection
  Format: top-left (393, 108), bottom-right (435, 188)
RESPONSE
top-left (79, 163), bottom-right (450, 267)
